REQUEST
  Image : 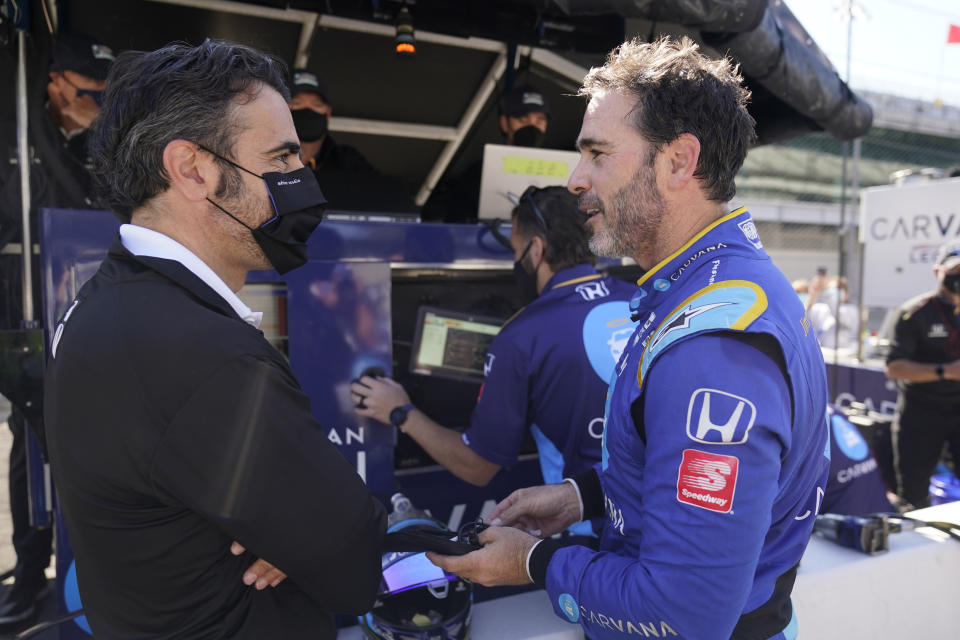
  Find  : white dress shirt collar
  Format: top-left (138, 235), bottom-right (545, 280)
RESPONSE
top-left (118, 224), bottom-right (263, 329)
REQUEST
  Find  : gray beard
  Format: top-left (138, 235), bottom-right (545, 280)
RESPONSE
top-left (588, 164), bottom-right (666, 261)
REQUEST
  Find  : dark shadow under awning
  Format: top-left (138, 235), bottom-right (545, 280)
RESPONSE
top-left (19, 0), bottom-right (871, 205)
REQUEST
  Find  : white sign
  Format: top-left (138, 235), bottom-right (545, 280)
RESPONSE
top-left (859, 177), bottom-right (960, 307)
top-left (477, 144), bottom-right (581, 220)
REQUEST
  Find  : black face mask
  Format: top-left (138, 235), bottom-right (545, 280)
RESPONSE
top-left (513, 240), bottom-right (540, 304)
top-left (512, 125), bottom-right (545, 148)
top-left (944, 272), bottom-right (960, 296)
top-left (76, 88), bottom-right (105, 107)
top-left (292, 109), bottom-right (329, 143)
top-left (59, 73), bottom-right (106, 107)
top-left (201, 146), bottom-right (327, 274)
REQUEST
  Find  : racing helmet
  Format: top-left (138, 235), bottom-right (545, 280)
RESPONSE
top-left (358, 494), bottom-right (473, 640)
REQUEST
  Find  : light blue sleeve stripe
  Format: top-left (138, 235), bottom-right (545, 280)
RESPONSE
top-left (530, 424), bottom-right (564, 486)
top-left (530, 424), bottom-right (595, 538)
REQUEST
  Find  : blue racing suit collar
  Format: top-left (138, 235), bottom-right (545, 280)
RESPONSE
top-left (629, 206), bottom-right (759, 319)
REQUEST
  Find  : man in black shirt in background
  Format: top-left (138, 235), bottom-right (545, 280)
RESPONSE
top-left (885, 241), bottom-right (960, 508)
top-left (421, 84), bottom-right (551, 222)
top-left (287, 69), bottom-right (377, 174)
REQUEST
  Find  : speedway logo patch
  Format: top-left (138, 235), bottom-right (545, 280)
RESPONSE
top-left (676, 449), bottom-right (739, 513)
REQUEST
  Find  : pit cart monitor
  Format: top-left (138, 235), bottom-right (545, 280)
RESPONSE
top-left (409, 306), bottom-right (503, 383)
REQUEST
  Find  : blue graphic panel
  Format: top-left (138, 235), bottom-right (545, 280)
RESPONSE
top-left (282, 262), bottom-right (395, 496)
top-left (830, 412), bottom-right (869, 461)
top-left (582, 301), bottom-right (633, 382)
top-left (64, 561), bottom-right (92, 634)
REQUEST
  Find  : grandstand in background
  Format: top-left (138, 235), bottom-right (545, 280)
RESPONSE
top-left (734, 90), bottom-right (960, 308)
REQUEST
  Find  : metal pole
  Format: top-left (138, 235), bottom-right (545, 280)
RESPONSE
top-left (16, 30), bottom-right (34, 327)
top-left (831, 1), bottom-right (855, 393)
top-left (833, 142), bottom-right (848, 391)
top-left (851, 137), bottom-right (866, 361)
top-left (415, 51), bottom-right (507, 206)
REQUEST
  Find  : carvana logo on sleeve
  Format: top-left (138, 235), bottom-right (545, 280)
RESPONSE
top-left (583, 301), bottom-right (633, 382)
top-left (830, 413), bottom-right (869, 461)
top-left (558, 593), bottom-right (580, 622)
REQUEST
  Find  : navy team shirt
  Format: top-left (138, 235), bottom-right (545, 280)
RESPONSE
top-left (462, 264), bottom-right (634, 487)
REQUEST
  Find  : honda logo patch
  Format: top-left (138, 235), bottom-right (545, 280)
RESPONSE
top-left (686, 388), bottom-right (756, 445)
top-left (575, 281), bottom-right (610, 301)
top-left (484, 353), bottom-right (495, 377)
top-left (676, 449), bottom-right (739, 513)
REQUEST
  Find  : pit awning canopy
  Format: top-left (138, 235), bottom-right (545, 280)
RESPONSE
top-left (9, 0), bottom-right (872, 204)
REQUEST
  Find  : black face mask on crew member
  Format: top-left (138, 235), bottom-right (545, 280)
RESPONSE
top-left (292, 108), bottom-right (329, 143)
top-left (513, 239), bottom-right (541, 304)
top-left (198, 144), bottom-right (327, 274)
top-left (944, 272), bottom-right (960, 297)
top-left (77, 88), bottom-right (105, 107)
top-left (512, 125), bottom-right (545, 148)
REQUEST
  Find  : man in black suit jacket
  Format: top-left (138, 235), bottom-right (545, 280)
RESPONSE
top-left (44, 39), bottom-right (386, 639)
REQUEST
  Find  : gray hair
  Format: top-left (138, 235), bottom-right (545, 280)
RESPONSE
top-left (580, 36), bottom-right (756, 203)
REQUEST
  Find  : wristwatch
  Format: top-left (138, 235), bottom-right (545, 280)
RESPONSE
top-left (936, 363), bottom-right (945, 381)
top-left (389, 404), bottom-right (415, 430)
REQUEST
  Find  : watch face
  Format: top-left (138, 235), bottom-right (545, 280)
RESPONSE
top-left (390, 406), bottom-right (407, 428)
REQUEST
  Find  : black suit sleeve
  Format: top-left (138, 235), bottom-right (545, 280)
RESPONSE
top-left (149, 354), bottom-right (387, 614)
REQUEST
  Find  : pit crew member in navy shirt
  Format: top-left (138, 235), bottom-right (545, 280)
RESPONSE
top-left (352, 187), bottom-right (633, 502)
top-left (428, 37), bottom-right (830, 640)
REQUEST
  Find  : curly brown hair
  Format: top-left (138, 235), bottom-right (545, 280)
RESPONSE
top-left (579, 36), bottom-right (756, 203)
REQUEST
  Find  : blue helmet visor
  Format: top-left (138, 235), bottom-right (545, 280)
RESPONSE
top-left (382, 552), bottom-right (456, 595)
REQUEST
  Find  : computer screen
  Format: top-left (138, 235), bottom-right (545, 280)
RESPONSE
top-left (408, 306), bottom-right (503, 383)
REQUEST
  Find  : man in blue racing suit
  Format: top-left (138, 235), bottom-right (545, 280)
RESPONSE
top-left (428, 37), bottom-right (830, 640)
top-left (353, 187), bottom-right (634, 505)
